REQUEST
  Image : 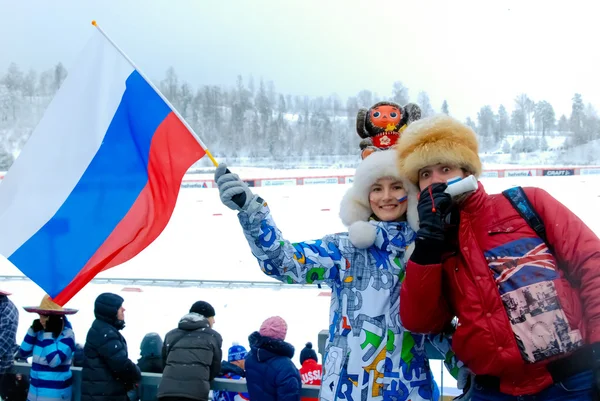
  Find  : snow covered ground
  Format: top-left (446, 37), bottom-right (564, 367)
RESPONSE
top-left (2, 173), bottom-right (600, 395)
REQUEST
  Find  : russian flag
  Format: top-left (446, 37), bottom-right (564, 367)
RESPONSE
top-left (0, 26), bottom-right (206, 305)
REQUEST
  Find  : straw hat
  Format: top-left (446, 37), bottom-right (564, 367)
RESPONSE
top-left (23, 294), bottom-right (78, 315)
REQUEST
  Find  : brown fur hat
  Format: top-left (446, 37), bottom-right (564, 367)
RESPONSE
top-left (396, 114), bottom-right (482, 186)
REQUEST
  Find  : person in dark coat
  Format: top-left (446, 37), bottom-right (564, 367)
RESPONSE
top-left (72, 343), bottom-right (85, 367)
top-left (0, 289), bottom-right (21, 401)
top-left (137, 333), bottom-right (164, 374)
top-left (158, 301), bottom-right (222, 401)
top-left (245, 316), bottom-right (301, 401)
top-left (81, 293), bottom-right (141, 401)
top-left (127, 333), bottom-right (165, 401)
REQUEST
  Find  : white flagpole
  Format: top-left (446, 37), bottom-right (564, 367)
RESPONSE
top-left (91, 20), bottom-right (218, 167)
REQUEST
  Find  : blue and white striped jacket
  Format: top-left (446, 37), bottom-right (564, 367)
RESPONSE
top-left (19, 317), bottom-right (76, 401)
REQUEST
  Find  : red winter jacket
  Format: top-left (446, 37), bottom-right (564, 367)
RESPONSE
top-left (400, 182), bottom-right (600, 396)
top-left (299, 359), bottom-right (321, 401)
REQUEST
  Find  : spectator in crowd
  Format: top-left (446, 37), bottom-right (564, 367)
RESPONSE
top-left (213, 344), bottom-right (249, 401)
top-left (81, 293), bottom-right (141, 401)
top-left (72, 343), bottom-right (85, 367)
top-left (158, 301), bottom-right (222, 401)
top-left (298, 343), bottom-right (321, 401)
top-left (137, 333), bottom-right (164, 374)
top-left (0, 373), bottom-right (29, 401)
top-left (18, 295), bottom-right (77, 401)
top-left (0, 288), bottom-right (19, 400)
top-left (127, 333), bottom-right (165, 401)
top-left (245, 316), bottom-right (301, 401)
top-left (0, 288), bottom-right (28, 401)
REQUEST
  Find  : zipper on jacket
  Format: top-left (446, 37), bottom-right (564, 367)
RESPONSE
top-left (448, 253), bottom-right (465, 297)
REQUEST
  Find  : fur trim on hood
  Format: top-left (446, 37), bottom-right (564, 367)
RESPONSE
top-left (339, 149), bottom-right (419, 248)
top-left (396, 114), bottom-right (482, 186)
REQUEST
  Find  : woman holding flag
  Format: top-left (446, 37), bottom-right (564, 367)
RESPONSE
top-left (215, 149), bottom-right (466, 401)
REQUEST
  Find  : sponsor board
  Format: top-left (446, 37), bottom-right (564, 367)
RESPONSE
top-left (505, 170), bottom-right (537, 177)
top-left (542, 169), bottom-right (574, 176)
top-left (181, 181), bottom-right (212, 188)
top-left (303, 177), bottom-right (339, 185)
top-left (580, 168), bottom-right (600, 175)
top-left (480, 171), bottom-right (500, 178)
top-left (344, 176), bottom-right (354, 184)
top-left (261, 178), bottom-right (297, 186)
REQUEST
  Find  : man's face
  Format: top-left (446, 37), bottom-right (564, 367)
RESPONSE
top-left (117, 306), bottom-right (125, 321)
top-left (418, 164), bottom-right (466, 191)
top-left (207, 316), bottom-right (215, 328)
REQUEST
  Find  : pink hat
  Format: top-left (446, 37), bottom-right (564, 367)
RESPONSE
top-left (259, 316), bottom-right (288, 341)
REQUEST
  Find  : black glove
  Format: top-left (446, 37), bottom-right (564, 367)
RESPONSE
top-left (410, 183), bottom-right (453, 265)
top-left (416, 183), bottom-right (453, 242)
top-left (45, 315), bottom-right (64, 338)
top-left (30, 319), bottom-right (44, 333)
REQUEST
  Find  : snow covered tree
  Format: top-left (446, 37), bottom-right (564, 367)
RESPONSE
top-left (557, 115), bottom-right (569, 133)
top-left (441, 100), bottom-right (449, 115)
top-left (534, 100), bottom-right (555, 137)
top-left (417, 91), bottom-right (435, 117)
top-left (496, 105), bottom-right (510, 141)
top-left (570, 93), bottom-right (585, 144)
top-left (390, 81), bottom-right (409, 105)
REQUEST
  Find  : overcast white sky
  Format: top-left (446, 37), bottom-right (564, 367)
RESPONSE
top-left (1, 0), bottom-right (598, 120)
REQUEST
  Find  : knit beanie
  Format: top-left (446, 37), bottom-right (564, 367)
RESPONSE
top-left (259, 316), bottom-right (288, 341)
top-left (190, 301), bottom-right (216, 318)
top-left (300, 342), bottom-right (318, 364)
top-left (228, 344), bottom-right (248, 362)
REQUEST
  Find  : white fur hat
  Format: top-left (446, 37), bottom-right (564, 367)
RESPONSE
top-left (339, 149), bottom-right (419, 249)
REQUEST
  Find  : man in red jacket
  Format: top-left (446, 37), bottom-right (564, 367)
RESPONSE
top-left (395, 114), bottom-right (600, 400)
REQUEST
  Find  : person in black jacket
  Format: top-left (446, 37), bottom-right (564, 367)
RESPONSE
top-left (73, 343), bottom-right (85, 367)
top-left (127, 333), bottom-right (165, 401)
top-left (137, 333), bottom-right (164, 374)
top-left (158, 301), bottom-right (222, 401)
top-left (81, 293), bottom-right (141, 401)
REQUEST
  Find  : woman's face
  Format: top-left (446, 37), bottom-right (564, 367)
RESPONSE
top-left (39, 314), bottom-right (49, 328)
top-left (369, 177), bottom-right (408, 222)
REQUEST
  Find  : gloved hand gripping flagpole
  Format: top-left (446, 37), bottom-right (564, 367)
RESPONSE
top-left (91, 20), bottom-right (219, 168)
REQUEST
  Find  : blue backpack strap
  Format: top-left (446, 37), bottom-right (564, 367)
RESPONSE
top-left (501, 186), bottom-right (554, 254)
top-left (502, 187), bottom-right (580, 287)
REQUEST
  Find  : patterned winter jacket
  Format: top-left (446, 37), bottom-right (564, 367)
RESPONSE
top-left (0, 296), bottom-right (18, 373)
top-left (18, 317), bottom-right (76, 401)
top-left (238, 201), bottom-right (463, 401)
top-left (400, 183), bottom-right (600, 395)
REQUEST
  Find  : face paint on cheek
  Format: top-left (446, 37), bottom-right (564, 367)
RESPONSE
top-left (397, 195), bottom-right (407, 204)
